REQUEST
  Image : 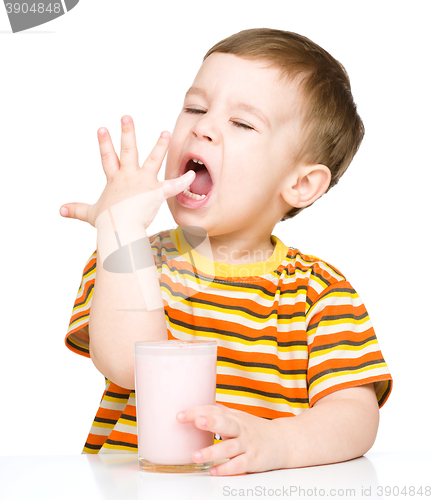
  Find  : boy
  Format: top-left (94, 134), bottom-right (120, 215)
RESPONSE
top-left (60, 28), bottom-right (392, 476)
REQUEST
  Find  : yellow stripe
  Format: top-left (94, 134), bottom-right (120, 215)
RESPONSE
top-left (309, 362), bottom-right (388, 392)
top-left (104, 396), bottom-right (129, 404)
top-left (375, 379), bottom-right (389, 401)
top-left (163, 287), bottom-right (309, 327)
top-left (102, 442), bottom-right (137, 452)
top-left (171, 227), bottom-right (289, 278)
top-left (71, 291), bottom-right (93, 316)
top-left (306, 291), bottom-right (359, 318)
top-left (307, 316), bottom-right (370, 336)
top-left (309, 272), bottom-right (332, 290)
top-left (310, 339), bottom-right (379, 359)
top-left (162, 270), bottom-right (284, 303)
top-left (118, 418), bottom-right (136, 427)
top-left (83, 446), bottom-right (100, 454)
top-left (218, 360), bottom-right (306, 378)
top-left (67, 337), bottom-right (87, 351)
top-left (216, 387), bottom-right (307, 409)
top-left (68, 316), bottom-right (89, 333)
top-left (320, 316), bottom-right (370, 326)
top-left (167, 325), bottom-right (305, 350)
top-left (92, 421), bottom-right (115, 429)
top-left (76, 263), bottom-right (96, 296)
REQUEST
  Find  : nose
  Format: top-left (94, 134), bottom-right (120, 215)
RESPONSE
top-left (191, 114), bottom-right (218, 143)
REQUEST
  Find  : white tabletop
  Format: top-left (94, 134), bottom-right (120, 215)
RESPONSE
top-left (0, 452), bottom-right (431, 499)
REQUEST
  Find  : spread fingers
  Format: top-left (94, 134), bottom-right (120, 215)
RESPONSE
top-left (141, 131), bottom-right (172, 176)
top-left (98, 127), bottom-right (120, 179)
top-left (119, 115), bottom-right (139, 170)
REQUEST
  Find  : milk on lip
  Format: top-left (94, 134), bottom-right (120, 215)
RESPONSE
top-left (135, 340), bottom-right (217, 468)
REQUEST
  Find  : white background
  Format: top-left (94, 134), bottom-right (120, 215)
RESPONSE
top-left (0, 0), bottom-right (431, 457)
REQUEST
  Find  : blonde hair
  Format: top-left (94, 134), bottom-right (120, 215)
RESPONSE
top-left (204, 28), bottom-right (365, 219)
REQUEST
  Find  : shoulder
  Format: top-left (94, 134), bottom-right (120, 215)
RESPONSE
top-left (279, 246), bottom-right (347, 292)
top-left (147, 228), bottom-right (180, 263)
top-left (147, 228), bottom-right (182, 250)
top-left (274, 244), bottom-right (365, 318)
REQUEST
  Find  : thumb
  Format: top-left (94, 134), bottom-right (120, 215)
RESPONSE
top-left (162, 169), bottom-right (196, 199)
top-left (59, 203), bottom-right (91, 224)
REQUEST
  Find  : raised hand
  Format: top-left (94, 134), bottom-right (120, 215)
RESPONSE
top-left (59, 115), bottom-right (195, 229)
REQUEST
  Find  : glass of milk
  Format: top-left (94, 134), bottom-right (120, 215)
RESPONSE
top-left (134, 340), bottom-right (217, 472)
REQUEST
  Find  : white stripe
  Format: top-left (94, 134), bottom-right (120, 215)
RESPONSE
top-left (166, 298), bottom-right (308, 340)
top-left (279, 293), bottom-right (309, 307)
top-left (307, 319), bottom-right (373, 345)
top-left (162, 270), bottom-right (279, 304)
top-left (310, 293), bottom-right (363, 310)
top-left (75, 254), bottom-right (97, 296)
top-left (88, 425), bottom-right (113, 436)
top-left (308, 342), bottom-right (382, 369)
top-left (67, 317), bottom-right (89, 335)
top-left (306, 278), bottom-right (326, 296)
top-left (112, 422), bottom-right (137, 434)
top-left (306, 293), bottom-right (363, 324)
top-left (169, 330), bottom-right (308, 361)
top-left (99, 400), bottom-right (128, 412)
top-left (309, 366), bottom-right (390, 402)
top-left (217, 365), bottom-right (308, 389)
top-left (167, 304), bottom-right (306, 331)
top-left (319, 262), bottom-right (344, 282)
top-left (216, 393), bottom-right (308, 416)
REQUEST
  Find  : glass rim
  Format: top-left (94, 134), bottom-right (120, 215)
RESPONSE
top-left (134, 339), bottom-right (217, 348)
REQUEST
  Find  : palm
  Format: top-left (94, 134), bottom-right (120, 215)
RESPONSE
top-left (59, 116), bottom-right (195, 228)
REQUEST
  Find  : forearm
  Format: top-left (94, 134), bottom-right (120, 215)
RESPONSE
top-left (89, 217), bottom-right (167, 389)
top-left (273, 386), bottom-right (380, 469)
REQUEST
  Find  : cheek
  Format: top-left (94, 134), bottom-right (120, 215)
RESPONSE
top-left (221, 164), bottom-right (263, 197)
top-left (223, 144), bottom-right (269, 187)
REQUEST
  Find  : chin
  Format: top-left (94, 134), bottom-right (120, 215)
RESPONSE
top-left (168, 202), bottom-right (204, 230)
top-left (177, 216), bottom-right (208, 234)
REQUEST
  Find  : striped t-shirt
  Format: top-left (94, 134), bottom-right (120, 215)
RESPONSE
top-left (65, 227), bottom-right (392, 454)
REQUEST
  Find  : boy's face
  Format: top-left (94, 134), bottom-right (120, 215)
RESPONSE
top-left (165, 53), bottom-right (303, 239)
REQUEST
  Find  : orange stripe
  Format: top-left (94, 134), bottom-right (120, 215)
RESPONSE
top-left (121, 404), bottom-right (137, 418)
top-left (309, 329), bottom-right (376, 353)
top-left (218, 374), bottom-right (308, 401)
top-left (105, 430), bottom-right (137, 447)
top-left (218, 400), bottom-right (296, 419)
top-left (85, 433), bottom-right (108, 447)
top-left (217, 346), bottom-right (308, 371)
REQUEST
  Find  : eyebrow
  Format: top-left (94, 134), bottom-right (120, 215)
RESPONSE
top-left (184, 86), bottom-right (270, 127)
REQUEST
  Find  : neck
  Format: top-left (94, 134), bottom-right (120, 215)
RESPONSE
top-left (183, 231), bottom-right (275, 265)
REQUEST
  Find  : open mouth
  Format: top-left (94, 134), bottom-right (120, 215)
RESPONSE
top-left (177, 157), bottom-right (214, 206)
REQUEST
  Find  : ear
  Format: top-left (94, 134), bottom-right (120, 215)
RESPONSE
top-left (281, 164), bottom-right (331, 209)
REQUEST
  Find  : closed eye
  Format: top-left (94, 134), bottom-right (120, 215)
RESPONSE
top-left (183, 108), bottom-right (255, 131)
top-left (231, 121), bottom-right (254, 131)
top-left (184, 108), bottom-right (206, 115)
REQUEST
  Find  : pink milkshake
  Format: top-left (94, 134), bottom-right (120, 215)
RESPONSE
top-left (134, 340), bottom-right (217, 472)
